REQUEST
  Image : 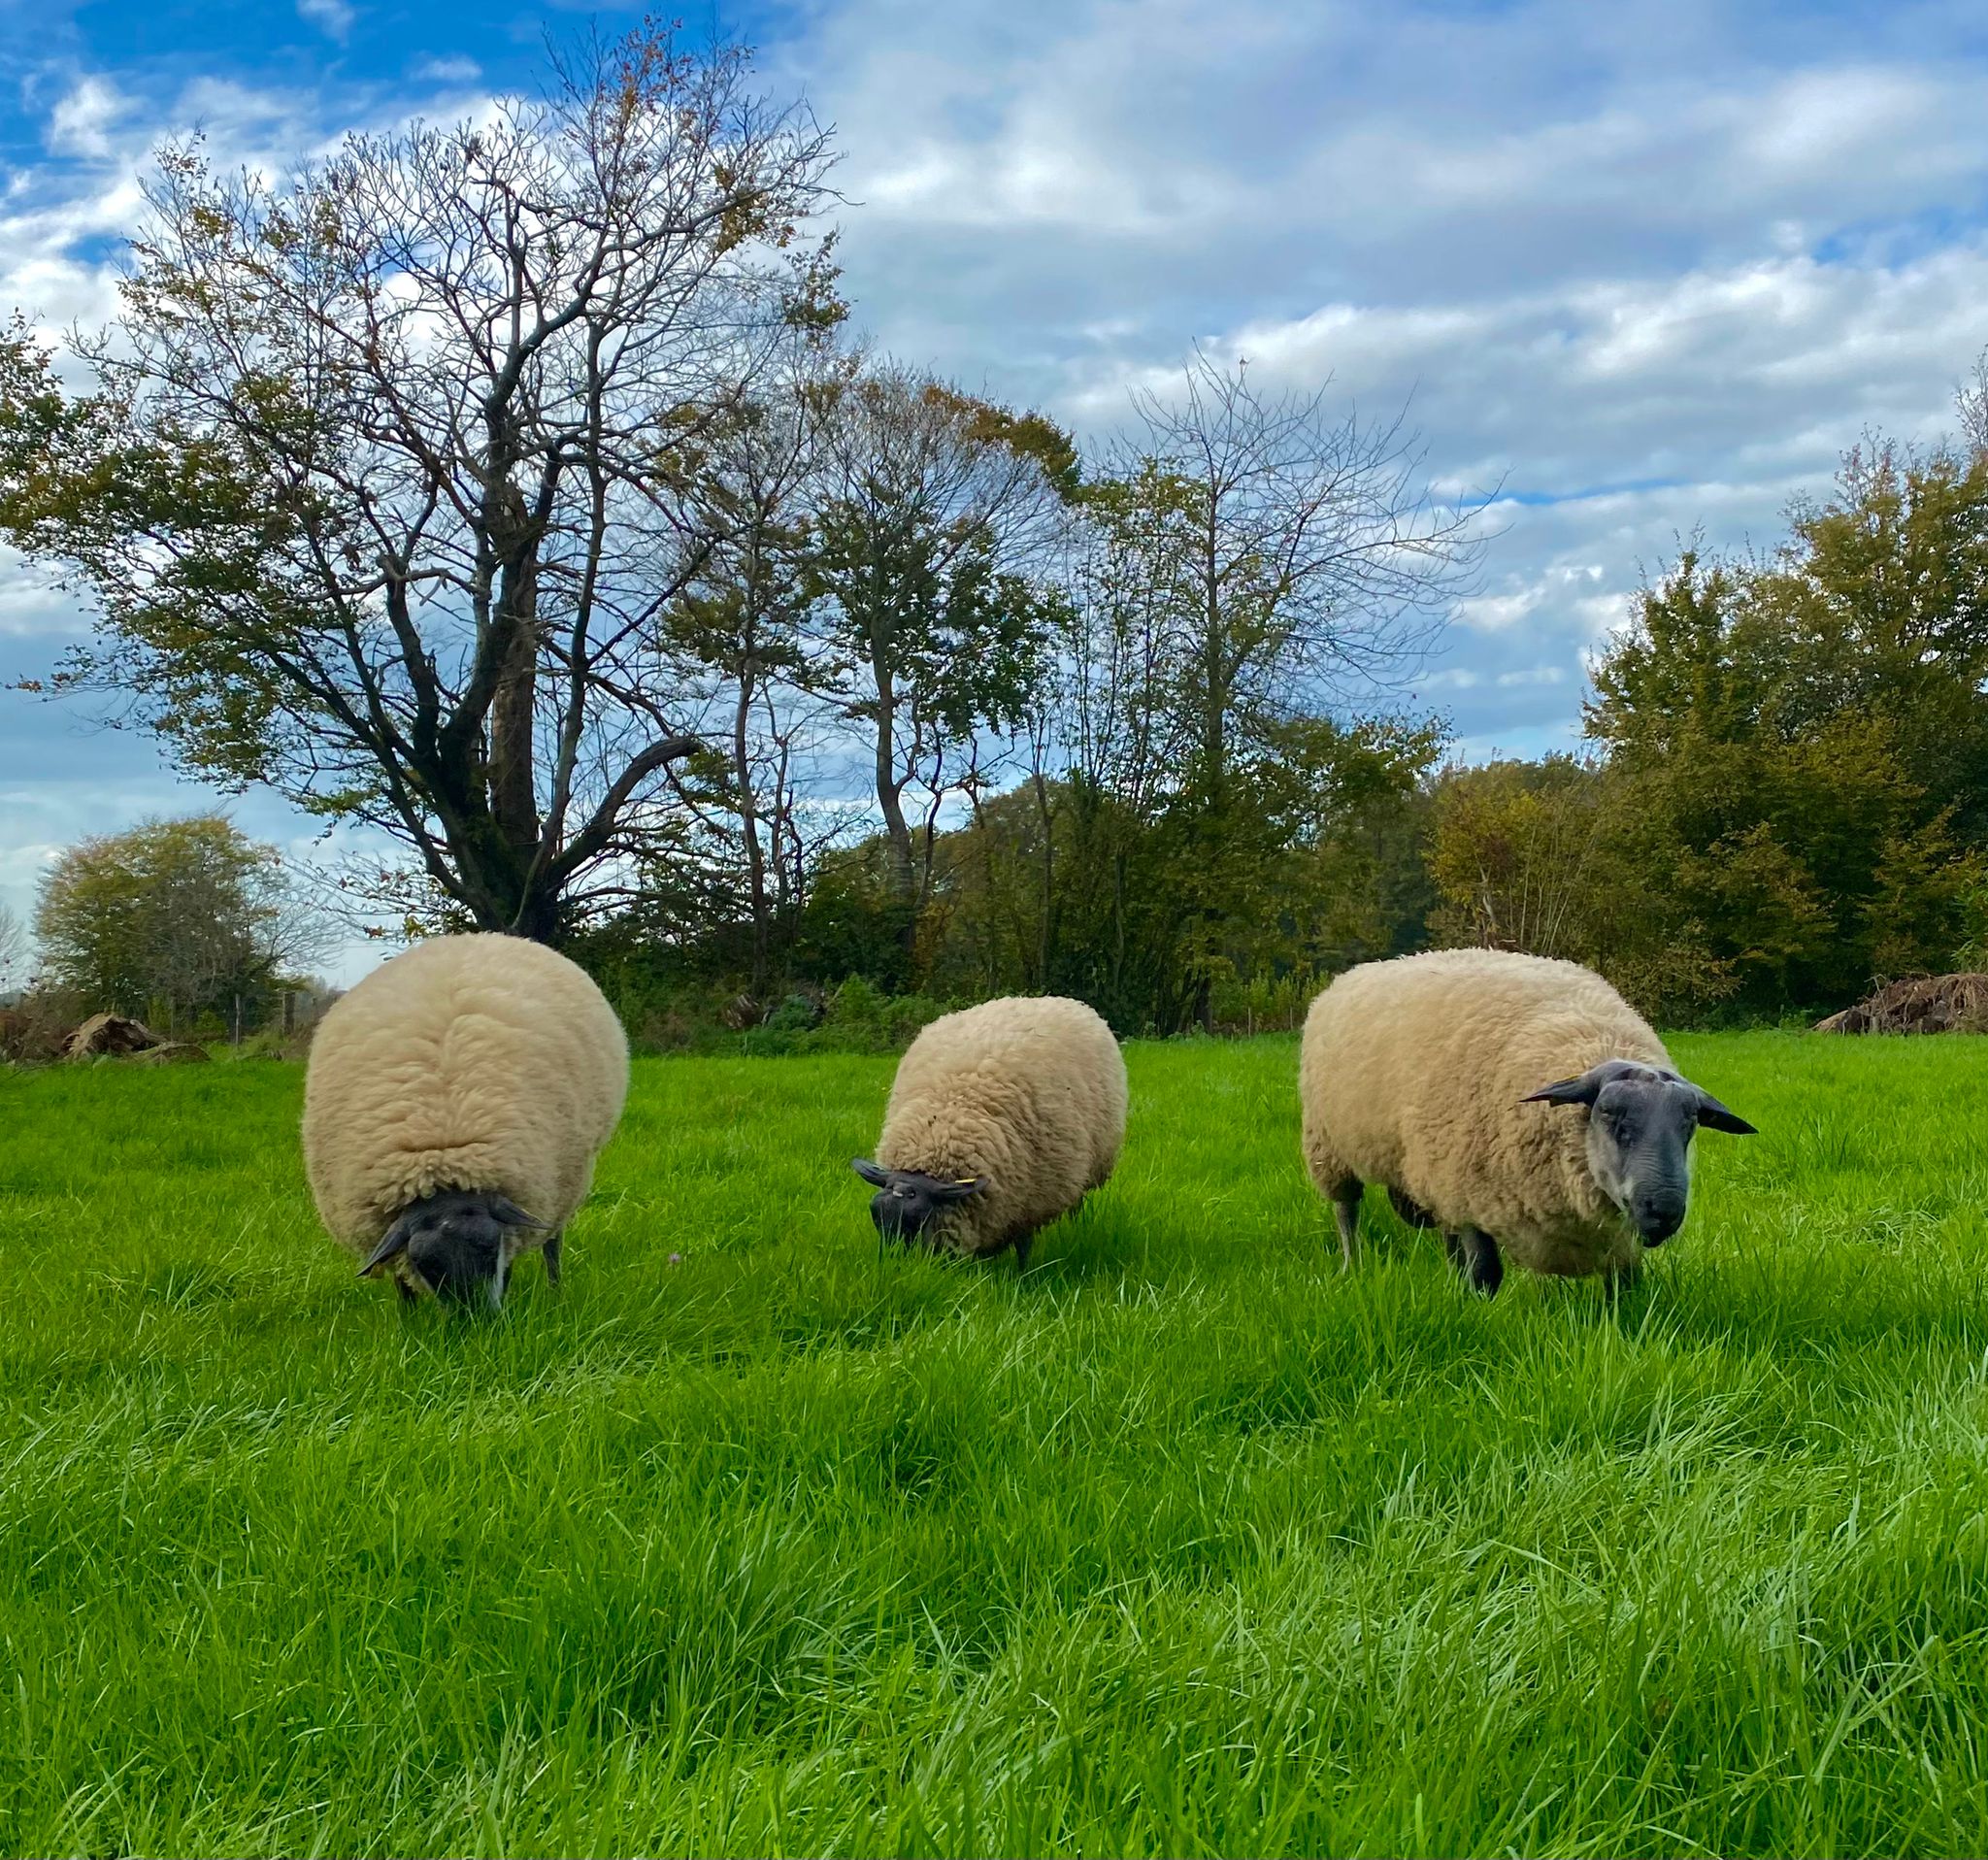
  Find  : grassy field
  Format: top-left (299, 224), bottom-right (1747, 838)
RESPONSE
top-left (4, 1032), bottom-right (1988, 1856)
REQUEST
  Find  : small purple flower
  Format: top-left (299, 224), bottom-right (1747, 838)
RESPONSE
top-left (667, 1252), bottom-right (682, 1266)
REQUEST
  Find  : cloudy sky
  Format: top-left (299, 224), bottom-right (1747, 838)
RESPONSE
top-left (3, 0), bottom-right (1986, 977)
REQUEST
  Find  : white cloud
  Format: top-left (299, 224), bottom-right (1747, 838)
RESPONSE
top-left (297, 0), bottom-right (355, 44)
top-left (5, 0), bottom-right (1988, 863)
top-left (412, 55), bottom-right (480, 84)
top-left (1497, 665), bottom-right (1568, 688)
top-left (45, 76), bottom-right (128, 160)
top-left (754, 0), bottom-right (1988, 750)
top-left (0, 556), bottom-right (83, 639)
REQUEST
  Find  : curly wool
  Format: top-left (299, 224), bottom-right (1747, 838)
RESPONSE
top-left (877, 995), bottom-right (1127, 1259)
top-left (302, 934), bottom-right (629, 1271)
top-left (1300, 948), bottom-right (1671, 1279)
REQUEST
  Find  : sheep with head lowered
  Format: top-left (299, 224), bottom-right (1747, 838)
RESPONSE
top-left (852, 995), bottom-right (1126, 1269)
top-left (1300, 948), bottom-right (1756, 1295)
top-left (302, 933), bottom-right (629, 1310)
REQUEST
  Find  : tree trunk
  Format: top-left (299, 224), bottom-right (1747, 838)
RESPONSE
top-left (1032, 766), bottom-right (1056, 991)
top-left (870, 653), bottom-right (917, 912)
top-left (734, 669), bottom-right (772, 995)
top-left (1202, 514), bottom-right (1227, 793)
top-left (1196, 518), bottom-right (1224, 1036)
top-left (488, 542), bottom-right (542, 873)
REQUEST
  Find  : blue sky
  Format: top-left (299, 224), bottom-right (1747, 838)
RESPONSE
top-left (4, 0), bottom-right (1988, 980)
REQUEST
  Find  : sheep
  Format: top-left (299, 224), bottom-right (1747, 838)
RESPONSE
top-left (1299, 948), bottom-right (1756, 1294)
top-left (851, 995), bottom-right (1127, 1269)
top-left (302, 932), bottom-right (629, 1310)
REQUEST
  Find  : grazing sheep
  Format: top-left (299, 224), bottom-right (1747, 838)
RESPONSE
top-left (852, 995), bottom-right (1127, 1268)
top-left (1300, 949), bottom-right (1756, 1294)
top-left (302, 933), bottom-right (629, 1309)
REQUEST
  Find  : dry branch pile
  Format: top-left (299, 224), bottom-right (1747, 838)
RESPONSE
top-left (1813, 974), bottom-right (1988, 1035)
top-left (64, 1013), bottom-right (163, 1059)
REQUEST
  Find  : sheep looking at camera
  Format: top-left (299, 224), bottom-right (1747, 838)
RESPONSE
top-left (852, 995), bottom-right (1127, 1268)
top-left (302, 933), bottom-right (629, 1309)
top-left (1300, 948), bottom-right (1756, 1294)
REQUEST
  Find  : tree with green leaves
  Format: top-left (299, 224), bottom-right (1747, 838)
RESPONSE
top-left (807, 364), bottom-right (1078, 923)
top-left (0, 25), bottom-right (839, 947)
top-left (662, 344), bottom-right (849, 991)
top-left (905, 710), bottom-right (1445, 1034)
top-left (1581, 424), bottom-right (1988, 1014)
top-left (34, 815), bottom-right (325, 1030)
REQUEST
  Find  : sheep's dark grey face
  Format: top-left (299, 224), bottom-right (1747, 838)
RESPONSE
top-left (359, 1189), bottom-right (545, 1310)
top-left (850, 1159), bottom-right (984, 1249)
top-left (1523, 1060), bottom-right (1757, 1246)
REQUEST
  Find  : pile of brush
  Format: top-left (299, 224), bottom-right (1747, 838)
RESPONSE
top-left (1813, 974), bottom-right (1988, 1035)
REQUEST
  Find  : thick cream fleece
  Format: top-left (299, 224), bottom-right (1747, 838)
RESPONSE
top-left (1300, 948), bottom-right (1672, 1278)
top-left (877, 995), bottom-right (1127, 1259)
top-left (302, 933), bottom-right (629, 1257)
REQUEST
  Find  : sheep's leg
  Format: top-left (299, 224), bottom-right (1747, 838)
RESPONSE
top-left (543, 1229), bottom-right (563, 1288)
top-left (1012, 1233), bottom-right (1033, 1275)
top-left (1330, 1179), bottom-right (1362, 1270)
top-left (1388, 1185), bottom-right (1437, 1230)
top-left (1457, 1227), bottom-right (1504, 1298)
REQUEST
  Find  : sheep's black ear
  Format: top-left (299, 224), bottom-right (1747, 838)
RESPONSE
top-left (934, 1177), bottom-right (985, 1203)
top-left (1694, 1091), bottom-right (1757, 1136)
top-left (359, 1215), bottom-right (413, 1278)
top-left (851, 1158), bottom-right (893, 1188)
top-left (488, 1195), bottom-right (547, 1229)
top-left (1521, 1072), bottom-right (1601, 1109)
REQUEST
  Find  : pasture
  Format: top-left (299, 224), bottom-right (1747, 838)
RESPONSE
top-left (3, 1032), bottom-right (1988, 1856)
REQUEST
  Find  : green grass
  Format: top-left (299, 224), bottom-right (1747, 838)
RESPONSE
top-left (4, 1032), bottom-right (1988, 1856)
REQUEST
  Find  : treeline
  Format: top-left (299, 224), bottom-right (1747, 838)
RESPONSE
top-left (587, 403), bottom-right (1988, 1038)
top-left (0, 20), bottom-right (1476, 1046)
top-left (487, 340), bottom-right (1485, 1040)
top-left (1441, 431), bottom-right (1988, 1024)
top-left (2, 20), bottom-right (1983, 1042)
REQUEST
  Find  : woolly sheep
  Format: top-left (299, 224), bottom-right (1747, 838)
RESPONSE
top-left (851, 995), bottom-right (1127, 1268)
top-left (302, 933), bottom-right (629, 1309)
top-left (1300, 948), bottom-right (1756, 1294)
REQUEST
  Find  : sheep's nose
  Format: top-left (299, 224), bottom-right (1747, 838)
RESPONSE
top-left (1636, 1198), bottom-right (1685, 1245)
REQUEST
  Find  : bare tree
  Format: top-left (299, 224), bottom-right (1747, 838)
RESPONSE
top-left (1120, 349), bottom-right (1487, 791)
top-left (0, 901), bottom-right (28, 993)
top-left (0, 25), bottom-right (839, 944)
top-left (1961, 346), bottom-right (1988, 458)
